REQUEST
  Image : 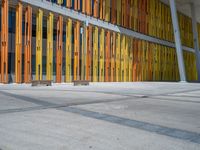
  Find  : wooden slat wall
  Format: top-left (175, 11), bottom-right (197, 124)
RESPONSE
top-left (1, 0), bottom-right (198, 84)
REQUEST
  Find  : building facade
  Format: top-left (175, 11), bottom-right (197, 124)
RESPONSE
top-left (0, 0), bottom-right (199, 83)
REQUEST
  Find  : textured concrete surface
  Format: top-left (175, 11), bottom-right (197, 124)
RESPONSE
top-left (0, 82), bottom-right (200, 150)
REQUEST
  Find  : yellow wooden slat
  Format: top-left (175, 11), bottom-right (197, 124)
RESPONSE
top-left (57, 0), bottom-right (63, 5)
top-left (46, 12), bottom-right (54, 81)
top-left (15, 3), bottom-right (22, 83)
top-left (120, 35), bottom-right (125, 82)
top-left (93, 26), bottom-right (99, 82)
top-left (116, 0), bottom-right (121, 25)
top-left (111, 32), bottom-right (116, 82)
top-left (124, 36), bottom-right (129, 82)
top-left (116, 33), bottom-right (121, 82)
top-left (99, 28), bottom-right (105, 82)
top-left (128, 37), bottom-right (133, 82)
top-left (36, 9), bottom-right (43, 80)
top-left (74, 21), bottom-right (80, 80)
top-left (66, 18), bottom-right (72, 82)
top-left (105, 0), bottom-right (110, 22)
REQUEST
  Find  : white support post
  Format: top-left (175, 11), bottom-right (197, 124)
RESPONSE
top-left (169, 0), bottom-right (186, 82)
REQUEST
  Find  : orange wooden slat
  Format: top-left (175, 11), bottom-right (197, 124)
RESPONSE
top-left (100, 0), bottom-right (105, 20)
top-left (66, 0), bottom-right (72, 8)
top-left (24, 6), bottom-right (32, 83)
top-left (74, 0), bottom-right (80, 11)
top-left (93, 0), bottom-right (99, 18)
top-left (111, 0), bottom-right (116, 24)
top-left (86, 0), bottom-right (92, 15)
top-left (121, 0), bottom-right (125, 27)
top-left (111, 32), bottom-right (116, 82)
top-left (1, 0), bottom-right (9, 83)
top-left (86, 26), bottom-right (92, 81)
top-left (56, 16), bottom-right (63, 83)
top-left (74, 21), bottom-right (80, 80)
top-left (148, 43), bottom-right (153, 81)
top-left (82, 0), bottom-right (86, 13)
top-left (133, 39), bottom-right (138, 81)
top-left (15, 3), bottom-right (23, 83)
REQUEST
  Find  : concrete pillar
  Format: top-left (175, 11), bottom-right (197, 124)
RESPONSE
top-left (169, 0), bottom-right (186, 82)
top-left (190, 3), bottom-right (200, 82)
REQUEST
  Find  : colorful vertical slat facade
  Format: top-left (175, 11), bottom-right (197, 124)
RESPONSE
top-left (1, 0), bottom-right (198, 84)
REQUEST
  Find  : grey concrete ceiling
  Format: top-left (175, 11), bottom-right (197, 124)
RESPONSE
top-left (160, 0), bottom-right (200, 22)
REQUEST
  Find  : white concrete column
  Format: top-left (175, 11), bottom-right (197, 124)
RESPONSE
top-left (190, 3), bottom-right (200, 82)
top-left (169, 0), bottom-right (186, 82)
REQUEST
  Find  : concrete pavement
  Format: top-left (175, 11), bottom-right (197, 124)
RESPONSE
top-left (0, 82), bottom-right (200, 150)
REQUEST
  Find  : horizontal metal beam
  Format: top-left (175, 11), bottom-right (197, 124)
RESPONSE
top-left (19, 0), bottom-right (194, 53)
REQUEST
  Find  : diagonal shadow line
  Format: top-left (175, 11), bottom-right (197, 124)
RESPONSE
top-left (60, 107), bottom-right (200, 144)
top-left (1, 90), bottom-right (200, 144)
top-left (0, 106), bottom-right (50, 115)
top-left (0, 97), bottom-right (133, 115)
top-left (0, 91), bottom-right (54, 106)
top-left (0, 90), bottom-right (134, 115)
